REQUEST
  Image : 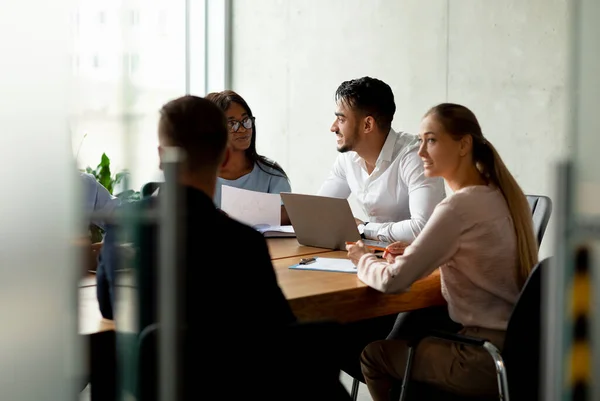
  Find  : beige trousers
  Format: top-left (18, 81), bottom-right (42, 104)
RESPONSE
top-left (360, 327), bottom-right (506, 401)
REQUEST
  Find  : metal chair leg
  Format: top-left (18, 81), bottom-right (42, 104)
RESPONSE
top-left (350, 378), bottom-right (360, 400)
top-left (483, 342), bottom-right (510, 401)
top-left (398, 346), bottom-right (416, 401)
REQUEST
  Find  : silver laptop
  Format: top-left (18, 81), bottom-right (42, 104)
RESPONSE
top-left (280, 192), bottom-right (390, 250)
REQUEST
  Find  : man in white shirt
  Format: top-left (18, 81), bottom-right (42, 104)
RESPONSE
top-left (318, 77), bottom-right (445, 243)
top-left (320, 78), bottom-right (447, 385)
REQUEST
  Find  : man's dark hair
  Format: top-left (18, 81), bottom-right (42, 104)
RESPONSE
top-left (158, 95), bottom-right (228, 171)
top-left (335, 77), bottom-right (396, 132)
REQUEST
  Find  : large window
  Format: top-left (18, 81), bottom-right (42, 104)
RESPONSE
top-left (70, 0), bottom-right (230, 192)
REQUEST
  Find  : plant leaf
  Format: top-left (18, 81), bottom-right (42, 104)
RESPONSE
top-left (100, 153), bottom-right (110, 167)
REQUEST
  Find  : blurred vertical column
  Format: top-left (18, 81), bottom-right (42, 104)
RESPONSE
top-left (158, 147), bottom-right (185, 401)
top-left (545, 0), bottom-right (600, 400)
top-left (570, 0), bottom-right (600, 399)
top-left (0, 0), bottom-right (80, 400)
top-left (568, 247), bottom-right (592, 401)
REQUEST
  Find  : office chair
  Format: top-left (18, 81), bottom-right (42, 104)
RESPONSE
top-left (137, 323), bottom-right (159, 401)
top-left (526, 195), bottom-right (552, 247)
top-left (391, 257), bottom-right (548, 401)
top-left (140, 182), bottom-right (160, 198)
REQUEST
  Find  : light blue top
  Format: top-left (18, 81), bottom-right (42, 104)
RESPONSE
top-left (80, 172), bottom-right (121, 230)
top-left (214, 161), bottom-right (291, 207)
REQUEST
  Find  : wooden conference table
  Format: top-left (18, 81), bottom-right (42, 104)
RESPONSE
top-left (79, 238), bottom-right (445, 335)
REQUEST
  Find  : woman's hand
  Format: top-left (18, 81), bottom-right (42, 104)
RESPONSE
top-left (383, 241), bottom-right (410, 263)
top-left (346, 240), bottom-right (371, 265)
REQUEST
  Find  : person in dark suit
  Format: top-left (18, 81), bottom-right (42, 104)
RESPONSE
top-left (92, 95), bottom-right (350, 400)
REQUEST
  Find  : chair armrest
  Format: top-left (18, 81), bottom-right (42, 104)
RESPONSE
top-left (407, 330), bottom-right (488, 348)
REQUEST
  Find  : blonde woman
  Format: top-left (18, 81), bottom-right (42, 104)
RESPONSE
top-left (346, 103), bottom-right (538, 400)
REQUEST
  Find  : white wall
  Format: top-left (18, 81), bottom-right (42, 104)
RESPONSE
top-left (231, 0), bottom-right (570, 257)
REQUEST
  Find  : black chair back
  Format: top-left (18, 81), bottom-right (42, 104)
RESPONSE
top-left (526, 195), bottom-right (552, 247)
top-left (141, 182), bottom-right (160, 198)
top-left (137, 324), bottom-right (159, 401)
top-left (502, 257), bottom-right (549, 401)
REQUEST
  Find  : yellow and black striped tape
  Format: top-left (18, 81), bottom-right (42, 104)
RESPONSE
top-left (567, 246), bottom-right (591, 401)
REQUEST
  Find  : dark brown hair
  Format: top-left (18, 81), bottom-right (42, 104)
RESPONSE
top-left (425, 103), bottom-right (538, 287)
top-left (335, 77), bottom-right (396, 132)
top-left (158, 95), bottom-right (228, 171)
top-left (205, 90), bottom-right (288, 178)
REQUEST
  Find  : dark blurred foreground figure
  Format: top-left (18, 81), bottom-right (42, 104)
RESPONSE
top-left (90, 95), bottom-right (351, 400)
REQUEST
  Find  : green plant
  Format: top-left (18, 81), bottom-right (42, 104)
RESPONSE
top-left (83, 152), bottom-right (141, 242)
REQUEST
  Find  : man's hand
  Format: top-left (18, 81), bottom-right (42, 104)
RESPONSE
top-left (346, 240), bottom-right (371, 265)
top-left (383, 241), bottom-right (410, 263)
top-left (354, 217), bottom-right (364, 226)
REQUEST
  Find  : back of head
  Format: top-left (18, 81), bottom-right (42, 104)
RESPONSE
top-left (158, 95), bottom-right (228, 173)
top-left (335, 77), bottom-right (396, 132)
top-left (425, 103), bottom-right (538, 288)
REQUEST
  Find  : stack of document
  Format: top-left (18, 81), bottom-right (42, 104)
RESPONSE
top-left (254, 224), bottom-right (296, 238)
top-left (221, 185), bottom-right (281, 225)
top-left (220, 186), bottom-right (297, 238)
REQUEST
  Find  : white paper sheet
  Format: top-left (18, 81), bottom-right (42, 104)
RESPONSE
top-left (289, 257), bottom-right (357, 273)
top-left (221, 185), bottom-right (281, 226)
top-left (254, 224), bottom-right (296, 238)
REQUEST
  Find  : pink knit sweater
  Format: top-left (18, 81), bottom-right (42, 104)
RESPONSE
top-left (357, 185), bottom-right (521, 330)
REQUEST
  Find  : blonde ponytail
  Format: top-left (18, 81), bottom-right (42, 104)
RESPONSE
top-left (485, 142), bottom-right (539, 288)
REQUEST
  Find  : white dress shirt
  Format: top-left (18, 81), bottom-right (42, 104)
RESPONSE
top-left (318, 129), bottom-right (445, 243)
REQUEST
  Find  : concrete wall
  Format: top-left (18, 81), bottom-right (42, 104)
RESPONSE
top-left (231, 0), bottom-right (570, 257)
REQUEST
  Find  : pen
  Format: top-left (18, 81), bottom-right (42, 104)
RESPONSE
top-left (299, 257), bottom-right (316, 265)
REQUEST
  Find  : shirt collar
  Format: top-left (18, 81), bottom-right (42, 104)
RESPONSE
top-left (376, 128), bottom-right (398, 164)
top-left (351, 128), bottom-right (398, 169)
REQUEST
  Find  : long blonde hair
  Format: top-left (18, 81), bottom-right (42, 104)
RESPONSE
top-left (425, 103), bottom-right (538, 288)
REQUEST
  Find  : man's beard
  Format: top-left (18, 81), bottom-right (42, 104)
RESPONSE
top-left (336, 129), bottom-right (356, 153)
top-left (337, 143), bottom-right (351, 153)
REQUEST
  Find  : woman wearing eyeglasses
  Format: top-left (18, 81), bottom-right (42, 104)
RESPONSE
top-left (206, 90), bottom-right (292, 223)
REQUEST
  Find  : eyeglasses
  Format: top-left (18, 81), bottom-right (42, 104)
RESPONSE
top-left (227, 116), bottom-right (255, 133)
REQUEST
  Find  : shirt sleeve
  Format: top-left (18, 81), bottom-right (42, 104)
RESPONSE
top-left (363, 149), bottom-right (445, 243)
top-left (80, 173), bottom-right (120, 231)
top-left (357, 202), bottom-right (460, 294)
top-left (317, 155), bottom-right (351, 199)
top-left (269, 174), bottom-right (292, 194)
top-left (95, 179), bottom-right (120, 207)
